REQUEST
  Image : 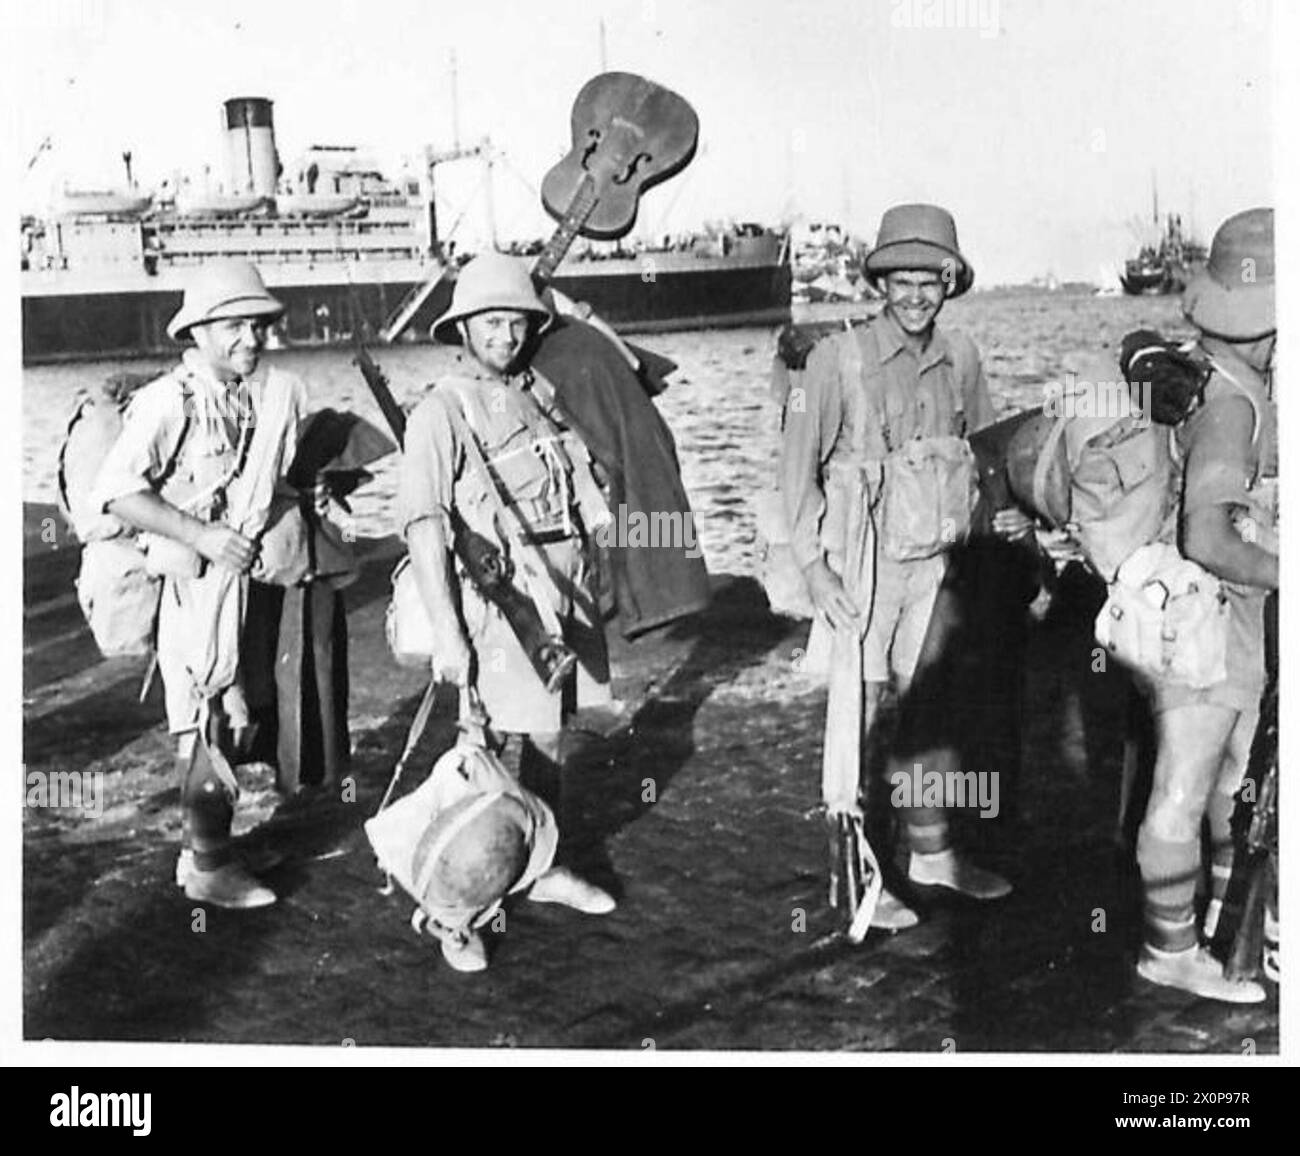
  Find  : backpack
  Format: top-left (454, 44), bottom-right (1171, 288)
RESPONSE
top-left (1007, 337), bottom-right (1260, 688)
top-left (58, 373), bottom-right (165, 657)
top-left (1007, 350), bottom-right (1177, 582)
top-left (58, 367), bottom-right (262, 660)
top-left (57, 372), bottom-right (157, 543)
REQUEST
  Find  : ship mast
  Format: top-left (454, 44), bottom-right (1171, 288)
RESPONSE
top-left (450, 50), bottom-right (461, 151)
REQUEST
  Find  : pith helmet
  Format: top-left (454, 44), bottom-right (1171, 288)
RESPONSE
top-left (1182, 208), bottom-right (1274, 340)
top-left (167, 260), bottom-right (284, 341)
top-left (411, 790), bottom-right (532, 912)
top-left (1006, 411), bottom-right (1070, 527)
top-left (863, 203), bottom-right (975, 297)
top-left (431, 251), bottom-right (552, 344)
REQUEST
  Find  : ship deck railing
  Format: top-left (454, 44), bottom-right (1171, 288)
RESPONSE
top-left (156, 246), bottom-right (426, 265)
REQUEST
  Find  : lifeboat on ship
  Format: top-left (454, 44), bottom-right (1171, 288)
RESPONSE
top-left (274, 194), bottom-right (363, 218)
top-left (175, 193), bottom-right (273, 218)
top-left (56, 190), bottom-right (153, 218)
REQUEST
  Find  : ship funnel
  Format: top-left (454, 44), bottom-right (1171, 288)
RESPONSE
top-left (224, 97), bottom-right (280, 196)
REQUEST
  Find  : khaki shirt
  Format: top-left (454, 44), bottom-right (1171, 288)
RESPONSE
top-left (90, 351), bottom-right (308, 733)
top-left (94, 349), bottom-right (307, 531)
top-left (398, 359), bottom-right (604, 545)
top-left (780, 309), bottom-right (995, 572)
top-left (397, 359), bottom-right (612, 734)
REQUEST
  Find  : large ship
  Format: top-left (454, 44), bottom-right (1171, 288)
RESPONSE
top-left (20, 98), bottom-right (792, 363)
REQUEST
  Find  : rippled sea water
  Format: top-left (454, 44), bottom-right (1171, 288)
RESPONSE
top-left (23, 290), bottom-right (1185, 575)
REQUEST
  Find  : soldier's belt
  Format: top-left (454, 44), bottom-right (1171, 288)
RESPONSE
top-left (520, 526), bottom-right (581, 545)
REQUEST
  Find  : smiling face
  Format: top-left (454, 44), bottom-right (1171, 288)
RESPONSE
top-left (189, 315), bottom-right (270, 381)
top-left (459, 309), bottom-right (533, 376)
top-left (883, 270), bottom-right (948, 337)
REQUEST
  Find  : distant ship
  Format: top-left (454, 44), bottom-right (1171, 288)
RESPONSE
top-left (1120, 211), bottom-right (1207, 296)
top-left (788, 220), bottom-right (873, 303)
top-left (21, 97), bottom-right (792, 363)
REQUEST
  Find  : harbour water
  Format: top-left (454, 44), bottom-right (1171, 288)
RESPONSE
top-left (22, 289), bottom-right (1185, 574)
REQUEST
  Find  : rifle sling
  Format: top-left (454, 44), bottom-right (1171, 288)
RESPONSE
top-left (438, 391), bottom-right (567, 640)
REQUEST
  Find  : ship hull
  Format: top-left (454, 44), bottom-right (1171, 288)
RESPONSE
top-left (1120, 262), bottom-right (1199, 296)
top-left (22, 259), bottom-right (792, 362)
top-left (1120, 268), bottom-right (1172, 295)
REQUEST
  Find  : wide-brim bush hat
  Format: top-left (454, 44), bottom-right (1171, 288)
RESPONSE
top-left (431, 251), bottom-right (552, 344)
top-left (1182, 208), bottom-right (1274, 340)
top-left (863, 203), bottom-right (974, 297)
top-left (167, 260), bottom-right (285, 340)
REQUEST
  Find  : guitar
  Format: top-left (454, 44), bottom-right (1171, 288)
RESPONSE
top-left (535, 71), bottom-right (699, 280)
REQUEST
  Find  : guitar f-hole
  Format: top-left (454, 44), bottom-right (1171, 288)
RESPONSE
top-left (612, 151), bottom-right (652, 185)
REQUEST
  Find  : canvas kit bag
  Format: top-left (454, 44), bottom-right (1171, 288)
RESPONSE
top-left (364, 686), bottom-right (557, 938)
top-left (840, 325), bottom-right (977, 563)
top-left (1094, 541), bottom-right (1229, 689)
top-left (1007, 343), bottom-right (1262, 688)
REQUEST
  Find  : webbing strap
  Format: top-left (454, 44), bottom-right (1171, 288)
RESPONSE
top-left (195, 698), bottom-right (243, 801)
top-left (376, 678), bottom-right (440, 815)
top-left (437, 389), bottom-right (567, 640)
top-left (374, 682), bottom-right (490, 818)
top-left (173, 373), bottom-right (256, 519)
top-left (1201, 353), bottom-right (1263, 447)
top-left (411, 789), bottom-right (508, 901)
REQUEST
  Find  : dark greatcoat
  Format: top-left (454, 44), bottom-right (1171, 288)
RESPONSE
top-left (530, 317), bottom-right (712, 637)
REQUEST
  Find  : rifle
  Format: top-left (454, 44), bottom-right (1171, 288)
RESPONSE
top-left (1225, 673), bottom-right (1278, 981)
top-left (352, 336), bottom-right (577, 693)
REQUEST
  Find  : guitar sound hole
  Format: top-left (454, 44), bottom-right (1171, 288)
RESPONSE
top-left (613, 151), bottom-right (653, 185)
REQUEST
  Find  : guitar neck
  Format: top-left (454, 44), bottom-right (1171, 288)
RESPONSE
top-left (532, 176), bottom-right (599, 287)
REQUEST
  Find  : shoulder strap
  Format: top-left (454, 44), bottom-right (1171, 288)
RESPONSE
top-left (1200, 352), bottom-right (1263, 447)
top-left (838, 325), bottom-right (892, 455)
top-left (172, 370), bottom-right (255, 517)
top-left (433, 387), bottom-right (566, 640)
top-left (948, 332), bottom-right (982, 429)
top-left (55, 394), bottom-right (96, 517)
top-left (152, 377), bottom-right (196, 493)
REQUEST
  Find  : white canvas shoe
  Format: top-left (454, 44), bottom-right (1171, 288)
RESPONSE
top-left (528, 866), bottom-right (616, 914)
top-left (183, 862), bottom-right (277, 910)
top-left (1137, 945), bottom-right (1266, 1004)
top-left (909, 849), bottom-right (1012, 900)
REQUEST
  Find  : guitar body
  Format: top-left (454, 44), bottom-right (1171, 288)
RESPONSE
top-left (540, 72), bottom-right (699, 242)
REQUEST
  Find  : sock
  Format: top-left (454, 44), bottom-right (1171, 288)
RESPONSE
top-left (889, 752), bottom-right (951, 855)
top-left (903, 808), bottom-right (950, 856)
top-left (1136, 831), bottom-right (1199, 953)
top-left (180, 737), bottom-right (234, 872)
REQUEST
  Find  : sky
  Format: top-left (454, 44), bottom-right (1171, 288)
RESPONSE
top-left (3, 0), bottom-right (1280, 285)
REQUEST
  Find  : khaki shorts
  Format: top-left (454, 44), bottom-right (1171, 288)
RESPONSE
top-left (805, 554), bottom-right (947, 685)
